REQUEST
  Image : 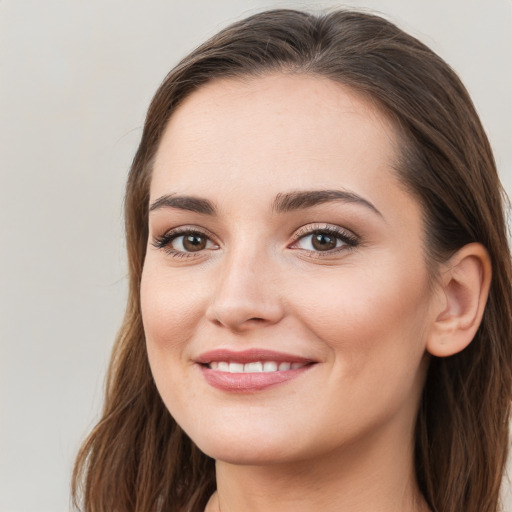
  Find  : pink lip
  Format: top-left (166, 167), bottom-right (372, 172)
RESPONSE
top-left (195, 349), bottom-right (316, 392)
top-left (195, 348), bottom-right (313, 365)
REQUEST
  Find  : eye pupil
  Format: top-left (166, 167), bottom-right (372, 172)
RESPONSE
top-left (312, 232), bottom-right (337, 251)
top-left (183, 234), bottom-right (206, 252)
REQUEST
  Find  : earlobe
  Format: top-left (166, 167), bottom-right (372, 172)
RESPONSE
top-left (427, 243), bottom-right (492, 357)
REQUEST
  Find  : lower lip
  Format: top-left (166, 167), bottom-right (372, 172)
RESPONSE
top-left (199, 365), bottom-right (313, 392)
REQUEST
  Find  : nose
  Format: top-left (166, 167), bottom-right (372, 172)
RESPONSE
top-left (205, 247), bottom-right (285, 332)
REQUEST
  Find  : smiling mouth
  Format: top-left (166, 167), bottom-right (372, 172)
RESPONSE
top-left (207, 361), bottom-right (309, 373)
top-left (197, 349), bottom-right (316, 391)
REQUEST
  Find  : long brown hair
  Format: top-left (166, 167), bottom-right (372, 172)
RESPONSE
top-left (72, 9), bottom-right (512, 512)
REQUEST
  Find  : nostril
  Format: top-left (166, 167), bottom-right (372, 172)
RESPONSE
top-left (205, 289), bottom-right (285, 330)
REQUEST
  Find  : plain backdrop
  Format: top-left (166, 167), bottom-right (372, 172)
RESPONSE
top-left (1, 1), bottom-right (511, 511)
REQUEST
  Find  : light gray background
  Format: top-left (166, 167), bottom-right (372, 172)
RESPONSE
top-left (1, 1), bottom-right (511, 511)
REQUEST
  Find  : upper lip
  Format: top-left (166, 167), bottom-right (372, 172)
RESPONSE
top-left (195, 348), bottom-right (315, 365)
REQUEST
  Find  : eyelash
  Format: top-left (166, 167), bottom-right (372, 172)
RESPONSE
top-left (152, 224), bottom-right (360, 259)
top-left (152, 227), bottom-right (218, 259)
top-left (290, 224), bottom-right (360, 256)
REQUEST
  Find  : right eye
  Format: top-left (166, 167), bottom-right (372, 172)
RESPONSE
top-left (152, 228), bottom-right (219, 257)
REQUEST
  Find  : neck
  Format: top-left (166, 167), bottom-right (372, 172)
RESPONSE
top-left (206, 421), bottom-right (430, 512)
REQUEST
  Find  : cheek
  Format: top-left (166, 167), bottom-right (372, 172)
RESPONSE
top-left (140, 263), bottom-right (208, 352)
top-left (288, 262), bottom-right (431, 436)
top-left (140, 262), bottom-right (210, 405)
top-left (140, 263), bottom-right (211, 421)
top-left (290, 259), bottom-right (432, 373)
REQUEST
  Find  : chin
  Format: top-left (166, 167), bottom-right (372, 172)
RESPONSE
top-left (183, 421), bottom-right (304, 465)
top-left (199, 441), bottom-right (294, 466)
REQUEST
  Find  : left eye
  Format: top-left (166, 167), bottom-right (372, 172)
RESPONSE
top-left (293, 230), bottom-right (354, 252)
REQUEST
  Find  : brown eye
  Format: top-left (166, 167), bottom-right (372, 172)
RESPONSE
top-left (182, 234), bottom-right (207, 252)
top-left (153, 230), bottom-right (218, 255)
top-left (311, 232), bottom-right (337, 251)
top-left (292, 227), bottom-right (358, 254)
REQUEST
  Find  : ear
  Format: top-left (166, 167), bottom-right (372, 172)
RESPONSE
top-left (427, 243), bottom-right (492, 357)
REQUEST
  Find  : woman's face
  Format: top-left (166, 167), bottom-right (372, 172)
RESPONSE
top-left (141, 74), bottom-right (439, 465)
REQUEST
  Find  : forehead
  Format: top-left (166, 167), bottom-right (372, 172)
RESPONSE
top-left (150, 74), bottom-right (405, 211)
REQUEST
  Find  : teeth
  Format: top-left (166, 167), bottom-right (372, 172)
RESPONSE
top-left (244, 362), bottom-right (263, 372)
top-left (263, 361), bottom-right (278, 372)
top-left (229, 362), bottom-right (244, 373)
top-left (208, 361), bottom-right (307, 373)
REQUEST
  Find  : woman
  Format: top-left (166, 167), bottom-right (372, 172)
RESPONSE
top-left (72, 9), bottom-right (512, 512)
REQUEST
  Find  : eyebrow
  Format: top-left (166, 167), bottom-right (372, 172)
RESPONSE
top-left (148, 189), bottom-right (382, 217)
top-left (272, 189), bottom-right (382, 217)
top-left (149, 194), bottom-right (216, 215)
